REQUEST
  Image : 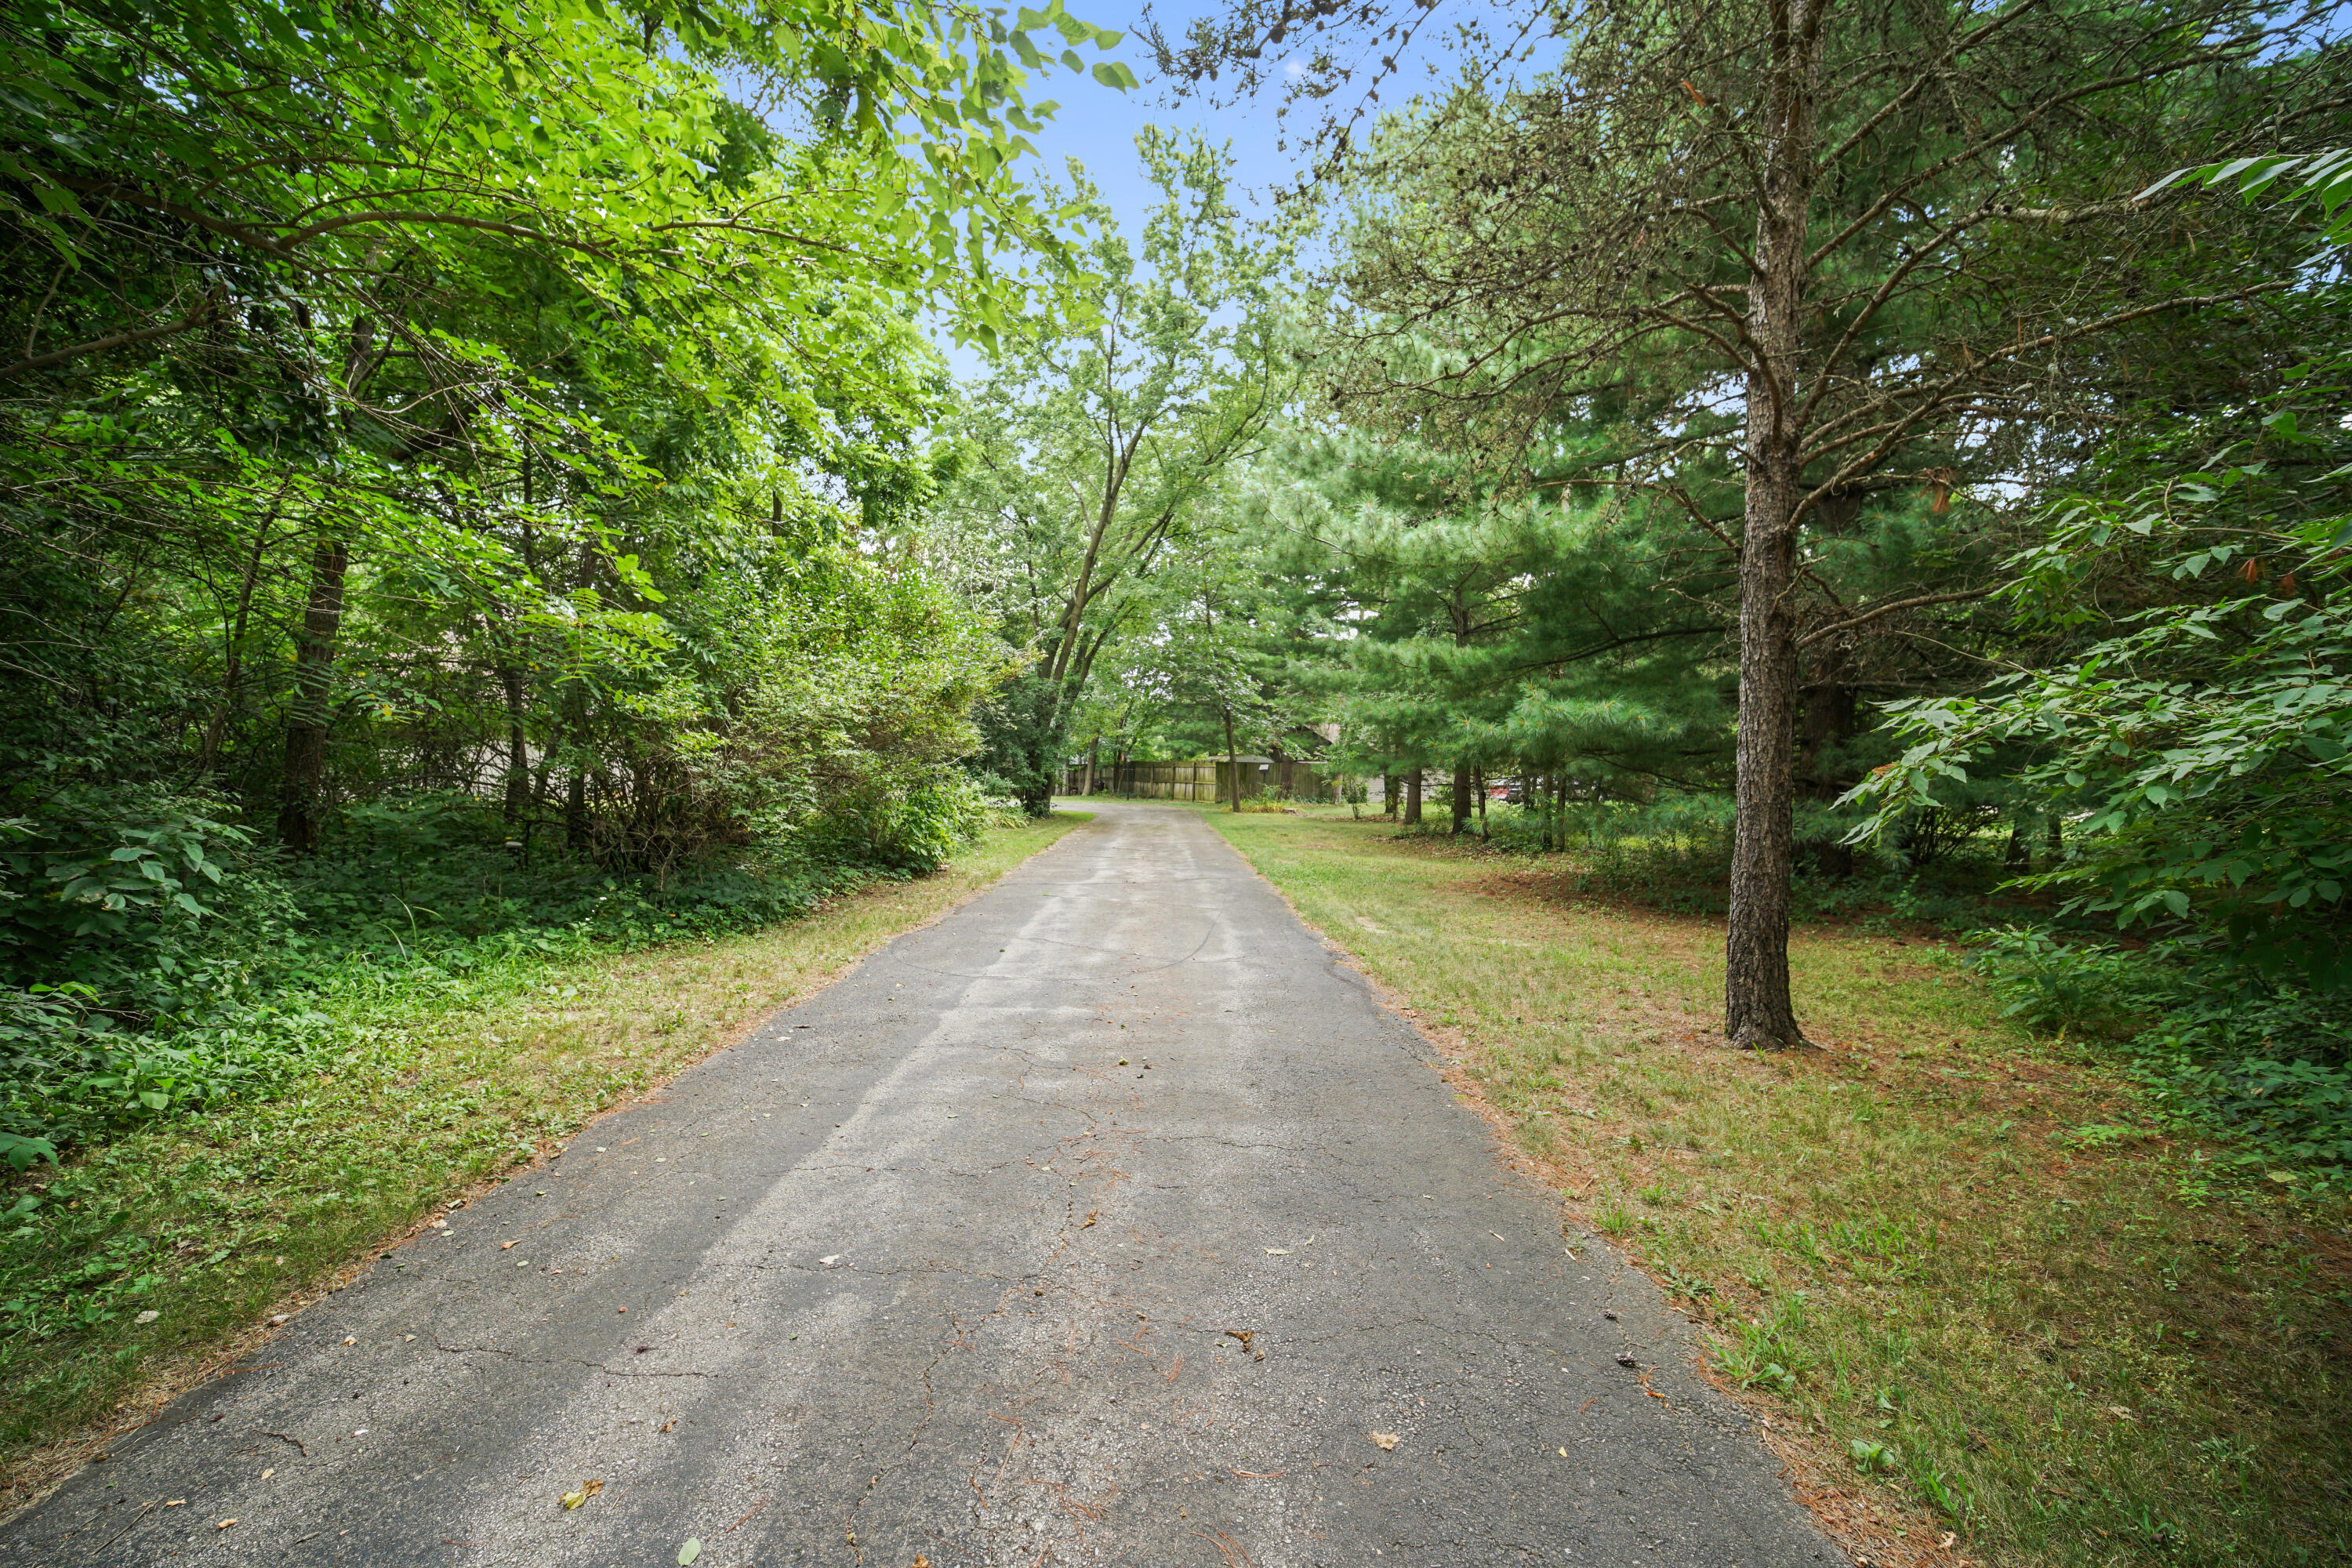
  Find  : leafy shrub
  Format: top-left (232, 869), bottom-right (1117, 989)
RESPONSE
top-left (1975, 924), bottom-right (2352, 1187)
top-left (2128, 992), bottom-right (2352, 1187)
top-left (1970, 925), bottom-right (2187, 1037)
top-left (0, 981), bottom-right (321, 1163)
top-left (0, 786), bottom-right (297, 1022)
top-left (800, 771), bottom-right (991, 873)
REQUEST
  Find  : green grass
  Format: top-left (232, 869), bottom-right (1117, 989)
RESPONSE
top-left (0, 812), bottom-right (1088, 1506)
top-left (1197, 804), bottom-right (2352, 1568)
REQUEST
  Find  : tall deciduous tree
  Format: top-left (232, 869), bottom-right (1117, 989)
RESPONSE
top-left (933, 129), bottom-right (1298, 808)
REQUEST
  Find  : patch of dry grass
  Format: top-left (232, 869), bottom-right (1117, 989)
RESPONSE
top-left (0, 812), bottom-right (1089, 1511)
top-left (1203, 806), bottom-right (2352, 1568)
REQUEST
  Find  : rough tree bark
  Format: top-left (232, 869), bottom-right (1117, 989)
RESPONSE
top-left (1723, 0), bottom-right (1824, 1050)
top-left (1450, 761), bottom-right (1472, 836)
top-left (277, 536), bottom-right (348, 854)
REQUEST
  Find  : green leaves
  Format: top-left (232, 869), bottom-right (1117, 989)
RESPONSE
top-left (2143, 147), bottom-right (2352, 247)
top-left (1848, 465), bottom-right (2352, 992)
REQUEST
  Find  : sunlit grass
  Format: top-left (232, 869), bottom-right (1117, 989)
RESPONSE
top-left (0, 812), bottom-right (1089, 1507)
top-left (1201, 804), bottom-right (2351, 1568)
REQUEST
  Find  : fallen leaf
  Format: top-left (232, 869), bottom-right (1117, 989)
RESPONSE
top-left (501, 1240), bottom-right (519, 1250)
top-left (678, 1538), bottom-right (702, 1565)
top-left (659, 1419), bottom-right (676, 1433)
top-left (1080, 1211), bottom-right (1098, 1229)
top-left (216, 1519), bottom-right (237, 1530)
top-left (341, 1337), bottom-right (355, 1346)
top-left (561, 1478), bottom-right (604, 1510)
top-left (260, 1468), bottom-right (274, 1481)
top-left (164, 1500), bottom-right (185, 1508)
top-left (1370, 1432), bottom-right (1399, 1452)
top-left (1940, 1534), bottom-right (1957, 1548)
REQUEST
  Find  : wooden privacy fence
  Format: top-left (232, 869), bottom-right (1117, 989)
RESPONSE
top-left (1063, 757), bottom-right (1334, 801)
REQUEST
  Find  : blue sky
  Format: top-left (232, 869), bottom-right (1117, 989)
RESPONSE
top-left (1020, 2), bottom-right (1301, 230)
top-left (933, 1), bottom-right (1530, 376)
top-left (929, 2), bottom-right (1300, 377)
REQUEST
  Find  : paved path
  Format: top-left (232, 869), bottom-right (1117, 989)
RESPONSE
top-left (5, 804), bottom-right (1843, 1567)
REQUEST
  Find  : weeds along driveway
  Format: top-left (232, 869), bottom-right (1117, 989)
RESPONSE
top-left (0, 802), bottom-right (1844, 1568)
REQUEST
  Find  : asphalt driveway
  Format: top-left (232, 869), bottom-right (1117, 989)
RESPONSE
top-left (2, 802), bottom-right (1843, 1566)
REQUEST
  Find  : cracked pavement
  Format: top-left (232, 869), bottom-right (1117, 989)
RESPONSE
top-left (2, 803), bottom-right (1847, 1566)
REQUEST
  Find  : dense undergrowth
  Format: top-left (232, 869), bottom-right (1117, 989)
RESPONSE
top-left (0, 782), bottom-right (1009, 1173)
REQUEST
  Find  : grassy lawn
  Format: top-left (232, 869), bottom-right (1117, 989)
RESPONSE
top-left (1196, 804), bottom-right (2350, 1568)
top-left (0, 811), bottom-right (1089, 1511)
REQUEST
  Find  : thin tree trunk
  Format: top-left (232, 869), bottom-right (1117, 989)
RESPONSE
top-left (1404, 771), bottom-right (1421, 825)
top-left (1451, 761), bottom-right (1472, 836)
top-left (566, 771), bottom-right (588, 853)
top-left (500, 665), bottom-right (529, 826)
top-left (197, 496), bottom-right (282, 777)
top-left (2004, 826), bottom-right (2030, 873)
top-left (1382, 772), bottom-right (1397, 819)
top-left (276, 537), bottom-right (348, 854)
top-left (1723, 0), bottom-right (1824, 1050)
top-left (1082, 735), bottom-right (1098, 798)
top-left (1475, 767), bottom-right (1489, 840)
top-left (1223, 707), bottom-right (1241, 811)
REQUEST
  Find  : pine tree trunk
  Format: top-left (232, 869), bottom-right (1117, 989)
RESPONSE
top-left (1404, 771), bottom-right (1421, 825)
top-left (1726, 448), bottom-right (1807, 1048)
top-left (1450, 761), bottom-right (1472, 835)
top-left (1724, 0), bottom-right (1823, 1051)
top-left (276, 538), bottom-right (347, 854)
